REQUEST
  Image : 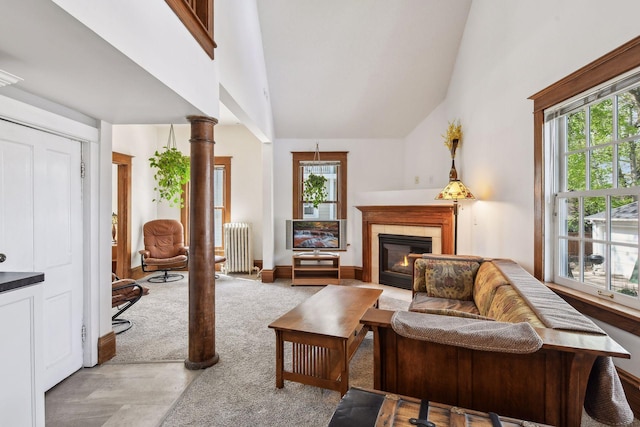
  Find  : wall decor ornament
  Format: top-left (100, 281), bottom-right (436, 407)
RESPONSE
top-left (442, 119), bottom-right (463, 152)
top-left (148, 124), bottom-right (190, 208)
top-left (442, 120), bottom-right (463, 180)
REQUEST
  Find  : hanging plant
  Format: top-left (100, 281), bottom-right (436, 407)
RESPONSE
top-left (149, 125), bottom-right (190, 207)
top-left (303, 173), bottom-right (328, 208)
top-left (302, 142), bottom-right (328, 208)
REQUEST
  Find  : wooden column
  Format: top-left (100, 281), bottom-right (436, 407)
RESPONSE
top-left (184, 115), bottom-right (219, 370)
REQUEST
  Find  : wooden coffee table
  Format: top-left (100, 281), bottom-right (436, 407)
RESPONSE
top-left (268, 285), bottom-right (383, 396)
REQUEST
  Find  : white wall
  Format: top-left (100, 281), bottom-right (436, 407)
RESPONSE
top-left (216, 0), bottom-right (274, 142)
top-left (405, 0), bottom-right (640, 271)
top-left (272, 138), bottom-right (404, 268)
top-left (404, 102), bottom-right (452, 191)
top-left (404, 0), bottom-right (640, 376)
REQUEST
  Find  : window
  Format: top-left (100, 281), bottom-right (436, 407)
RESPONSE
top-left (292, 152), bottom-right (348, 220)
top-left (546, 74), bottom-right (640, 309)
top-left (181, 156), bottom-right (231, 257)
top-left (166, 0), bottom-right (216, 59)
top-left (531, 36), bottom-right (640, 313)
top-left (213, 158), bottom-right (231, 249)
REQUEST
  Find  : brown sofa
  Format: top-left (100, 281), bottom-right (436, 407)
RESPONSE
top-left (361, 254), bottom-right (633, 427)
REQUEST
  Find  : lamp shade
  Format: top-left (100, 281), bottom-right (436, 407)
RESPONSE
top-left (435, 179), bottom-right (475, 201)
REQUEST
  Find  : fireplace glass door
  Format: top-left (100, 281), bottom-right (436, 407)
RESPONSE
top-left (379, 234), bottom-right (432, 289)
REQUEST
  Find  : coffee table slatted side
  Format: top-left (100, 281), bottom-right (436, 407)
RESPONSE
top-left (269, 285), bottom-right (383, 395)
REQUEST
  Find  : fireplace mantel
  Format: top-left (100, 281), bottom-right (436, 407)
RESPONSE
top-left (356, 205), bottom-right (454, 282)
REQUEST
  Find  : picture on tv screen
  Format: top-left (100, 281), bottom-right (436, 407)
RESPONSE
top-left (292, 220), bottom-right (340, 249)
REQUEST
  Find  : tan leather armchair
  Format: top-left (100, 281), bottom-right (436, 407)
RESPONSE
top-left (139, 219), bottom-right (189, 282)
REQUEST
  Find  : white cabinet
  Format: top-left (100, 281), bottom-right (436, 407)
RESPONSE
top-left (0, 274), bottom-right (44, 427)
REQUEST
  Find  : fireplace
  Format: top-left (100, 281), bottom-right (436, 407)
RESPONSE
top-left (356, 205), bottom-right (454, 284)
top-left (379, 234), bottom-right (432, 289)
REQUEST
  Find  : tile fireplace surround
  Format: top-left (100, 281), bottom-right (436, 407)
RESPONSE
top-left (356, 205), bottom-right (454, 284)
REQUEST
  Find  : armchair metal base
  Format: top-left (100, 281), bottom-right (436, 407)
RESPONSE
top-left (112, 318), bottom-right (133, 334)
top-left (112, 274), bottom-right (148, 334)
top-left (147, 270), bottom-right (184, 283)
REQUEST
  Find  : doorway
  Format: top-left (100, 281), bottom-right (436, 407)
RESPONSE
top-left (112, 152), bottom-right (132, 278)
top-left (0, 119), bottom-right (83, 389)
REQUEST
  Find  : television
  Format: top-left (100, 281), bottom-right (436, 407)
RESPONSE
top-left (285, 219), bottom-right (347, 254)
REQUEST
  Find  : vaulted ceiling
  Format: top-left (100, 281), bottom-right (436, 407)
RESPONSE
top-left (255, 0), bottom-right (471, 139)
top-left (0, 0), bottom-right (471, 140)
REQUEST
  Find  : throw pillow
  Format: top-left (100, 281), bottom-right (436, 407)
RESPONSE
top-left (423, 258), bottom-right (481, 300)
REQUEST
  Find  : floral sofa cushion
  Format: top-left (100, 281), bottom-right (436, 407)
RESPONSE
top-left (411, 256), bottom-right (547, 328)
top-left (415, 256), bottom-right (482, 301)
top-left (473, 262), bottom-right (509, 317)
top-left (486, 285), bottom-right (545, 327)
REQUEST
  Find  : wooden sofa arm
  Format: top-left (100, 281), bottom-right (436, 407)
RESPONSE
top-left (360, 307), bottom-right (394, 327)
top-left (535, 327), bottom-right (629, 358)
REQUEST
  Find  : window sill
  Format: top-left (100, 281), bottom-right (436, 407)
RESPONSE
top-left (546, 282), bottom-right (640, 337)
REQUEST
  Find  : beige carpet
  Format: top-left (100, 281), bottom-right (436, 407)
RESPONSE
top-left (111, 274), bottom-right (409, 426)
top-left (111, 274), bottom-right (638, 426)
top-left (112, 274), bottom-right (408, 363)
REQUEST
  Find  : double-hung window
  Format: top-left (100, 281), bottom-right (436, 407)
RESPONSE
top-left (213, 158), bottom-right (230, 249)
top-left (545, 70), bottom-right (640, 310)
top-left (292, 152), bottom-right (347, 220)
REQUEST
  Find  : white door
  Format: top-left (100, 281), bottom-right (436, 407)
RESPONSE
top-left (0, 119), bottom-right (83, 390)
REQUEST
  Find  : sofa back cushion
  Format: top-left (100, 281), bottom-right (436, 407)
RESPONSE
top-left (486, 285), bottom-right (545, 327)
top-left (413, 255), bottom-right (482, 301)
top-left (410, 293), bottom-right (480, 315)
top-left (473, 262), bottom-right (509, 316)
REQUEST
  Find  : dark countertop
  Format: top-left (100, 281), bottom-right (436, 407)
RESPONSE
top-left (0, 272), bottom-right (45, 294)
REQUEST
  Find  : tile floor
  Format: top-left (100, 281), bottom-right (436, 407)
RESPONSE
top-left (45, 362), bottom-right (200, 427)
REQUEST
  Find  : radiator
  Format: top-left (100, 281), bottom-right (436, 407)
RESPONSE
top-left (223, 222), bottom-right (254, 273)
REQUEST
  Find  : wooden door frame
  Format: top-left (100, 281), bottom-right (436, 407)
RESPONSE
top-left (112, 152), bottom-right (132, 278)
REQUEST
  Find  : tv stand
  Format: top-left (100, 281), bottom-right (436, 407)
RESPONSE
top-left (292, 253), bottom-right (340, 286)
top-left (298, 250), bottom-right (338, 257)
